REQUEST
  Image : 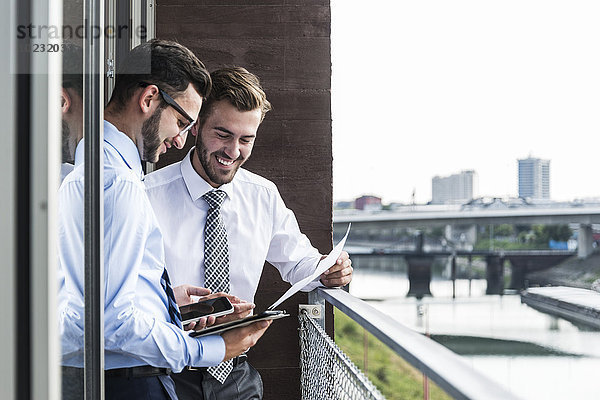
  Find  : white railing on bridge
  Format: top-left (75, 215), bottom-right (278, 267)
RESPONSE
top-left (334, 206), bottom-right (600, 227)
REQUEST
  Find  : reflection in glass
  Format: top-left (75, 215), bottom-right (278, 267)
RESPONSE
top-left (59, 1), bottom-right (85, 398)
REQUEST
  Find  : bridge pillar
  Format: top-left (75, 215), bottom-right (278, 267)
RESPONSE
top-left (506, 253), bottom-right (574, 289)
top-left (406, 256), bottom-right (434, 299)
top-left (578, 224), bottom-right (594, 259)
top-left (485, 256), bottom-right (504, 295)
top-left (507, 259), bottom-right (528, 290)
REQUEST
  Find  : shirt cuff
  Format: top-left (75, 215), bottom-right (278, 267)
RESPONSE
top-left (192, 334), bottom-right (226, 367)
top-left (299, 254), bottom-right (328, 292)
top-left (302, 276), bottom-right (326, 292)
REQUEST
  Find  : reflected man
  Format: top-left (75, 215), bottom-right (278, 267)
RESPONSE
top-left (60, 42), bottom-right (84, 182)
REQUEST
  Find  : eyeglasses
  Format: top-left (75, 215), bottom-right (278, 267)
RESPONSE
top-left (139, 82), bottom-right (197, 136)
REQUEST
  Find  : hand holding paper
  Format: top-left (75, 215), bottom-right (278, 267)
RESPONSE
top-left (319, 249), bottom-right (352, 287)
top-left (268, 224), bottom-right (351, 310)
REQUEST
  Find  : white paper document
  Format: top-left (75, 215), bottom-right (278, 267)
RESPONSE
top-left (268, 224), bottom-right (351, 310)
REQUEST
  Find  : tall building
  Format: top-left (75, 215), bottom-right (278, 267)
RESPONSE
top-left (518, 157), bottom-right (550, 199)
top-left (431, 170), bottom-right (477, 204)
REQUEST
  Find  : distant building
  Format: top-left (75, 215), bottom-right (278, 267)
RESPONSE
top-left (431, 170), bottom-right (477, 204)
top-left (518, 157), bottom-right (550, 199)
top-left (355, 195), bottom-right (382, 211)
top-left (334, 200), bottom-right (355, 210)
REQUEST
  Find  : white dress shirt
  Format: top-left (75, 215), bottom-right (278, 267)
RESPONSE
top-left (58, 122), bottom-right (224, 370)
top-left (145, 147), bottom-right (323, 303)
top-left (60, 162), bottom-right (74, 183)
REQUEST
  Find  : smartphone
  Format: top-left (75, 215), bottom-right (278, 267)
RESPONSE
top-left (179, 296), bottom-right (234, 325)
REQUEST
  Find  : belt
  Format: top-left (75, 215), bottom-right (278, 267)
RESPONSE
top-left (185, 354), bottom-right (248, 372)
top-left (105, 366), bottom-right (171, 378)
top-left (62, 365), bottom-right (171, 379)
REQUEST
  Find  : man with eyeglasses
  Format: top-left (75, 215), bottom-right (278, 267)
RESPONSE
top-left (58, 40), bottom-right (271, 400)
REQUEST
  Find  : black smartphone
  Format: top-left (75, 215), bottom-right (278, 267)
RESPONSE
top-left (179, 296), bottom-right (234, 325)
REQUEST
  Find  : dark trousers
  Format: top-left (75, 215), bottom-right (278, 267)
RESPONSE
top-left (172, 360), bottom-right (263, 400)
top-left (62, 367), bottom-right (177, 400)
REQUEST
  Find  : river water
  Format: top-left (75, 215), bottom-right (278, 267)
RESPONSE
top-left (349, 270), bottom-right (600, 399)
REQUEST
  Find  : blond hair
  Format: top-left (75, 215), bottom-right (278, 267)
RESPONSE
top-left (200, 67), bottom-right (271, 123)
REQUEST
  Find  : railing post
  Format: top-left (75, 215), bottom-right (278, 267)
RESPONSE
top-left (578, 224), bottom-right (594, 259)
top-left (308, 289), bottom-right (326, 329)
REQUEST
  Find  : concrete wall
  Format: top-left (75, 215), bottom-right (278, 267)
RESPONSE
top-left (156, 2), bottom-right (333, 398)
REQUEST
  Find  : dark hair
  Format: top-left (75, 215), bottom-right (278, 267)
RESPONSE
top-left (199, 67), bottom-right (271, 125)
top-left (108, 39), bottom-right (211, 108)
top-left (62, 42), bottom-right (83, 98)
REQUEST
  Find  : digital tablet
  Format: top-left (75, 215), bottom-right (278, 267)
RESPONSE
top-left (189, 310), bottom-right (289, 338)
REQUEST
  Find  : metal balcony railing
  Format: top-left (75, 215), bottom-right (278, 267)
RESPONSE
top-left (299, 311), bottom-right (385, 400)
top-left (299, 288), bottom-right (522, 400)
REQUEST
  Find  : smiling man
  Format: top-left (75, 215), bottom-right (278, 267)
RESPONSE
top-left (58, 43), bottom-right (270, 400)
top-left (145, 67), bottom-right (353, 400)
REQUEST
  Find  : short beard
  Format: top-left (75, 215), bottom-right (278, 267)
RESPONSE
top-left (195, 133), bottom-right (244, 186)
top-left (61, 120), bottom-right (74, 163)
top-left (140, 104), bottom-right (166, 163)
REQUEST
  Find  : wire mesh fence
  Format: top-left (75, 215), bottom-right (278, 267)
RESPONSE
top-left (298, 312), bottom-right (386, 400)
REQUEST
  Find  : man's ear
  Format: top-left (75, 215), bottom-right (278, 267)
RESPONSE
top-left (138, 85), bottom-right (160, 115)
top-left (61, 88), bottom-right (71, 115)
top-left (191, 121), bottom-right (199, 137)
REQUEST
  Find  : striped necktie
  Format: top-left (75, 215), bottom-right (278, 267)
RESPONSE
top-left (161, 268), bottom-right (183, 329)
top-left (202, 190), bottom-right (234, 384)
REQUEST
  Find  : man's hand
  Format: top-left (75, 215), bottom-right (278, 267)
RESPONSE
top-left (211, 293), bottom-right (255, 324)
top-left (320, 250), bottom-right (353, 287)
top-left (173, 284), bottom-right (214, 331)
top-left (186, 292), bottom-right (255, 331)
top-left (221, 320), bottom-right (272, 361)
top-left (173, 284), bottom-right (212, 306)
top-left (185, 316), bottom-right (216, 332)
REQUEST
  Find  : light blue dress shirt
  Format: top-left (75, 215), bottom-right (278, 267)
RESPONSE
top-left (58, 121), bottom-right (225, 371)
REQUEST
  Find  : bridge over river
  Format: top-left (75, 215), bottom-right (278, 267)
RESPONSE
top-left (347, 248), bottom-right (575, 298)
top-left (333, 204), bottom-right (600, 297)
top-left (334, 204), bottom-right (600, 258)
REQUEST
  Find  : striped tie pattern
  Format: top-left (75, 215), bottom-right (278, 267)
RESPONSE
top-left (202, 190), bottom-right (233, 384)
top-left (161, 268), bottom-right (183, 329)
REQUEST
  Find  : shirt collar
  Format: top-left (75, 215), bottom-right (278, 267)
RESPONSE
top-left (104, 121), bottom-right (143, 178)
top-left (181, 147), bottom-right (235, 202)
top-left (74, 139), bottom-right (84, 166)
top-left (74, 120), bottom-right (143, 180)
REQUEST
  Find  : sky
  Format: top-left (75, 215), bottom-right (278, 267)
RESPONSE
top-left (331, 0), bottom-right (600, 204)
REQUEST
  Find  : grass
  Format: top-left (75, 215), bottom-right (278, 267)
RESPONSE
top-left (334, 309), bottom-right (452, 400)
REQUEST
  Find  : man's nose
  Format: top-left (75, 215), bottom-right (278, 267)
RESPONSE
top-left (224, 141), bottom-right (241, 160)
top-left (173, 131), bottom-right (187, 149)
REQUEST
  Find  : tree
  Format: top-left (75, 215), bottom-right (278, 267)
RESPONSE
top-left (494, 224), bottom-right (514, 237)
top-left (515, 224), bottom-right (532, 235)
top-left (429, 226), bottom-right (445, 239)
top-left (533, 224), bottom-right (572, 245)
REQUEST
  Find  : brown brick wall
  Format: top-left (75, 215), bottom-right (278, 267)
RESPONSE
top-left (156, 2), bottom-right (332, 398)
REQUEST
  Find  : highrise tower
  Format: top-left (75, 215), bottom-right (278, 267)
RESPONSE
top-left (518, 157), bottom-right (550, 199)
top-left (431, 170), bottom-right (477, 204)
